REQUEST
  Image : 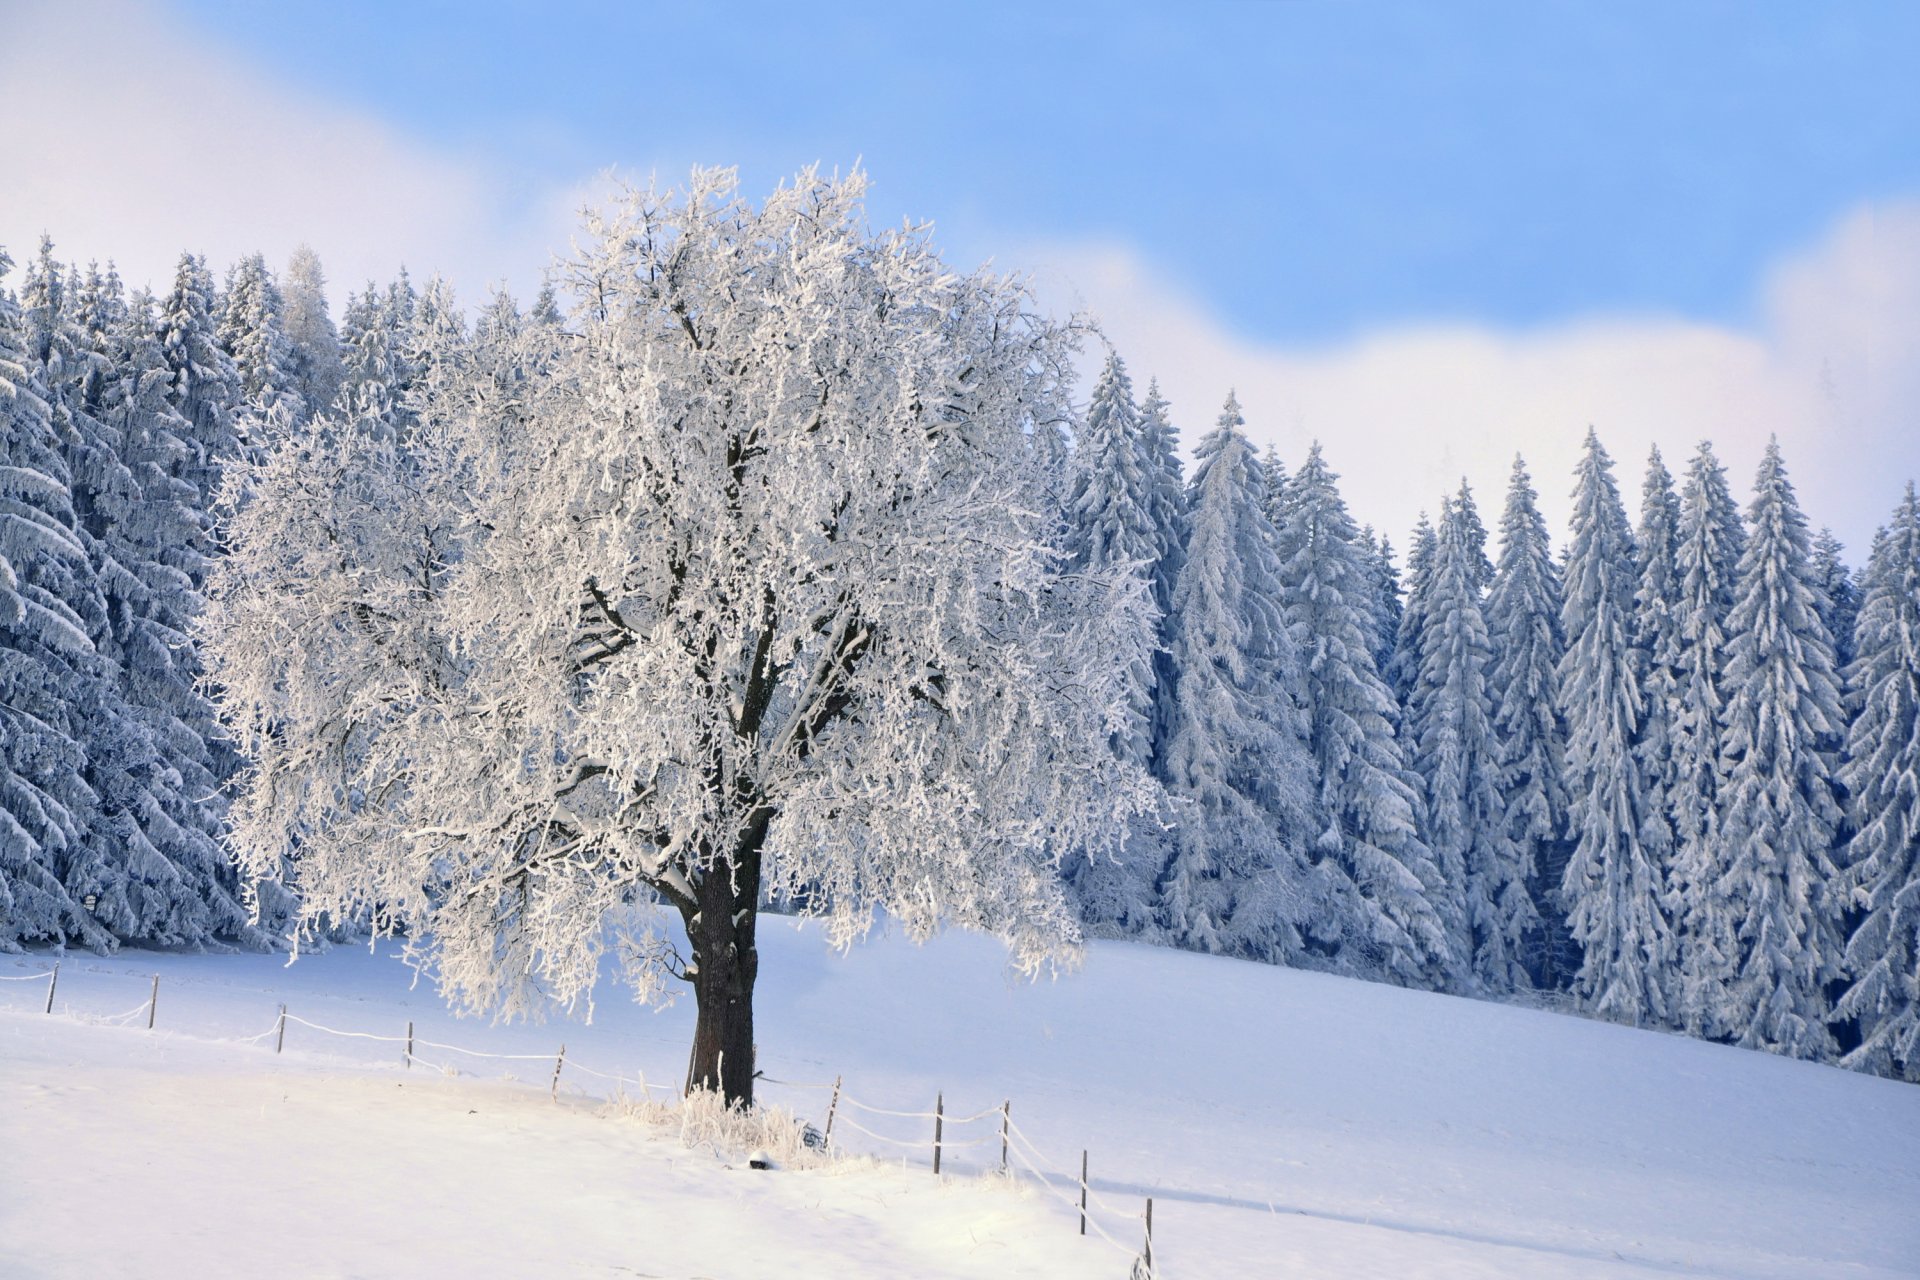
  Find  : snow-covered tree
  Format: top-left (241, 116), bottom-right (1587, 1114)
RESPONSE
top-left (219, 252), bottom-right (304, 432)
top-left (1275, 444), bottom-right (1454, 986)
top-left (94, 289), bottom-right (257, 943)
top-left (282, 245), bottom-right (344, 417)
top-left (1137, 379), bottom-right (1187, 763)
top-left (1485, 457), bottom-right (1573, 987)
top-left (1834, 486), bottom-right (1920, 1079)
top-left (1388, 511), bottom-right (1436, 707)
top-left (0, 245), bottom-right (110, 950)
top-left (1632, 448), bottom-right (1683, 935)
top-left (1060, 351), bottom-right (1165, 930)
top-left (1415, 481), bottom-right (1534, 987)
top-left (1361, 527), bottom-right (1401, 677)
top-left (1558, 430), bottom-right (1673, 1025)
top-left (204, 170), bottom-right (1159, 1107)
top-left (157, 252), bottom-right (243, 519)
top-left (1715, 439), bottom-right (1846, 1059)
top-left (1157, 395), bottom-right (1318, 962)
top-left (1668, 441), bottom-right (1746, 1034)
top-left (1811, 527), bottom-right (1861, 670)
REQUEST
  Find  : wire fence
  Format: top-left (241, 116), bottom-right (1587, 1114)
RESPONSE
top-left (0, 958), bottom-right (1159, 1276)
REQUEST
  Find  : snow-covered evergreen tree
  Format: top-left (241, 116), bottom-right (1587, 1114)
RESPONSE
top-left (1361, 527), bottom-right (1401, 677)
top-left (282, 245), bottom-right (343, 417)
top-left (157, 253), bottom-right (243, 520)
top-left (93, 290), bottom-right (256, 943)
top-left (1834, 486), bottom-right (1920, 1079)
top-left (0, 245), bottom-right (110, 950)
top-left (1811, 527), bottom-right (1861, 670)
top-left (1558, 430), bottom-right (1674, 1025)
top-left (1668, 441), bottom-right (1746, 1034)
top-left (1415, 480), bottom-right (1534, 987)
top-left (1632, 447), bottom-right (1684, 959)
top-left (1273, 443), bottom-right (1454, 987)
top-left (1485, 456), bottom-right (1573, 988)
top-left (1060, 352), bottom-right (1165, 930)
top-left (1138, 379), bottom-right (1187, 764)
top-left (1388, 511), bottom-right (1436, 707)
top-left (219, 252), bottom-right (304, 434)
top-left (1715, 439), bottom-right (1846, 1059)
top-left (1159, 394), bottom-right (1319, 961)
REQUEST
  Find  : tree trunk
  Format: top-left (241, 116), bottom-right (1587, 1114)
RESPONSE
top-left (682, 821), bottom-right (765, 1109)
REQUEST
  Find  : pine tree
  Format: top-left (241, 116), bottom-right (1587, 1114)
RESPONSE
top-left (219, 252), bottom-right (305, 434)
top-left (1834, 486), bottom-right (1920, 1079)
top-left (1559, 429), bottom-right (1673, 1025)
top-left (1715, 439), bottom-right (1846, 1059)
top-left (1415, 480), bottom-right (1534, 986)
top-left (1274, 444), bottom-right (1454, 987)
top-left (1361, 527), bottom-right (1401, 676)
top-left (0, 244), bottom-right (111, 950)
top-left (1669, 441), bottom-right (1747, 1035)
top-left (1060, 353), bottom-right (1164, 930)
top-left (1158, 395), bottom-right (1319, 961)
top-left (1811, 527), bottom-right (1861, 670)
top-left (1632, 448), bottom-right (1684, 965)
top-left (157, 253), bottom-right (243, 521)
top-left (95, 291), bottom-right (256, 943)
top-left (1485, 457), bottom-right (1573, 988)
top-left (1389, 511), bottom-right (1436, 707)
top-left (282, 245), bottom-right (344, 417)
top-left (1138, 379), bottom-right (1187, 764)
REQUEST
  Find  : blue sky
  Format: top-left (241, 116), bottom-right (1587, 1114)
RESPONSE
top-left (169, 0), bottom-right (1920, 344)
top-left (5, 1), bottom-right (1920, 549)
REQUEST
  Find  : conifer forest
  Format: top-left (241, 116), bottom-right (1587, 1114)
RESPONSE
top-left (3, 170), bottom-right (1919, 1090)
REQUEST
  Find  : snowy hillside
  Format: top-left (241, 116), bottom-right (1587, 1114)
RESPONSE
top-left (3, 919), bottom-right (1917, 1279)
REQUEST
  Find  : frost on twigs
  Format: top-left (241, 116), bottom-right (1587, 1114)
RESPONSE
top-left (202, 167), bottom-right (1159, 1034)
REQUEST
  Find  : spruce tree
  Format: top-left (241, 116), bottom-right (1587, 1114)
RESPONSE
top-left (1834, 486), bottom-right (1920, 1079)
top-left (1416, 480), bottom-right (1534, 986)
top-left (1138, 379), bottom-right (1187, 763)
top-left (1060, 353), bottom-right (1164, 930)
top-left (1389, 511), bottom-right (1436, 707)
top-left (1274, 444), bottom-right (1454, 987)
top-left (220, 252), bottom-right (305, 434)
top-left (1485, 456), bottom-right (1573, 987)
top-left (282, 245), bottom-right (344, 417)
top-left (1716, 439), bottom-right (1846, 1058)
top-left (157, 253), bottom-right (243, 521)
top-left (0, 245), bottom-right (112, 949)
top-left (1361, 527), bottom-right (1402, 677)
top-left (1669, 441), bottom-right (1747, 1034)
top-left (1158, 395), bottom-right (1318, 961)
top-left (1632, 448), bottom-right (1684, 956)
top-left (1811, 527), bottom-right (1861, 670)
top-left (1559, 429), bottom-right (1674, 1025)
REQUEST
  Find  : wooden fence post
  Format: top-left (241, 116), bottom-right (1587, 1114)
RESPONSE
top-left (932, 1092), bottom-right (944, 1175)
top-left (44, 962), bottom-right (58, 1014)
top-left (1079, 1149), bottom-right (1089, 1236)
top-left (146, 974), bottom-right (159, 1030)
top-left (405, 1020), bottom-right (413, 1068)
top-left (1000, 1100), bottom-right (1010, 1173)
top-left (551, 1044), bottom-right (567, 1100)
top-left (275, 1004), bottom-right (286, 1053)
top-left (823, 1075), bottom-right (842, 1150)
top-left (1144, 1197), bottom-right (1154, 1273)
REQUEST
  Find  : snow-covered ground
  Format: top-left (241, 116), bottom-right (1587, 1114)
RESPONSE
top-left (3, 918), bottom-right (1917, 1279)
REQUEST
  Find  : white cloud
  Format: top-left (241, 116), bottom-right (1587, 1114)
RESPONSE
top-left (4, 0), bottom-right (1912, 560)
top-left (0, 0), bottom-right (573, 308)
top-left (1022, 203), bottom-right (1920, 559)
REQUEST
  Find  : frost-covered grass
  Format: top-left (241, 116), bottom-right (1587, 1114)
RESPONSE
top-left (3, 916), bottom-right (1917, 1278)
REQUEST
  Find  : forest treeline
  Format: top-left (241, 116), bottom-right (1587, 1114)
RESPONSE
top-left (0, 235), bottom-right (1914, 1084)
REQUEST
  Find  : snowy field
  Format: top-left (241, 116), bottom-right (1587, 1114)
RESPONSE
top-left (3, 918), bottom-right (1917, 1279)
